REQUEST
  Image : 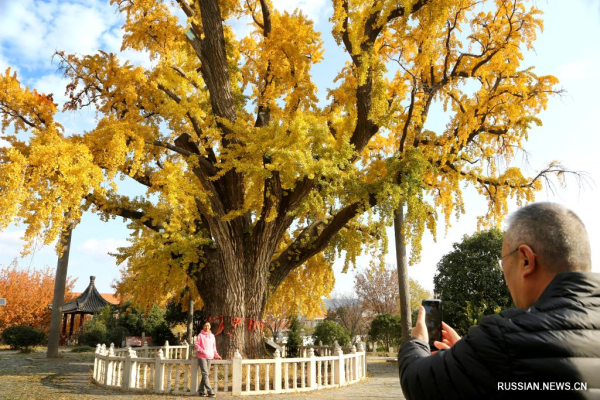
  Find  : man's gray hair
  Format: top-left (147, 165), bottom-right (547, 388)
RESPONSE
top-left (506, 202), bottom-right (591, 272)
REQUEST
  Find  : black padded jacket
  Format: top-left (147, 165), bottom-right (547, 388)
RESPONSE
top-left (399, 272), bottom-right (600, 400)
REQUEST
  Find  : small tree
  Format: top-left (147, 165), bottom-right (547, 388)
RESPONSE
top-left (2, 325), bottom-right (45, 353)
top-left (434, 229), bottom-right (513, 336)
top-left (90, 305), bottom-right (128, 346)
top-left (79, 318), bottom-right (108, 347)
top-left (143, 305), bottom-right (175, 344)
top-left (355, 264), bottom-right (431, 315)
top-left (313, 320), bottom-right (350, 348)
top-left (327, 294), bottom-right (367, 344)
top-left (80, 303), bottom-right (175, 347)
top-left (286, 317), bottom-right (303, 358)
top-left (265, 313), bottom-right (288, 341)
top-left (117, 303), bottom-right (147, 336)
top-left (165, 300), bottom-right (208, 337)
top-left (0, 262), bottom-right (75, 333)
top-left (369, 314), bottom-right (402, 352)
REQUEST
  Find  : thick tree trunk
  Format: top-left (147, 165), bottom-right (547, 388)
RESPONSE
top-left (394, 204), bottom-right (412, 343)
top-left (195, 255), bottom-right (268, 359)
top-left (47, 224), bottom-right (73, 358)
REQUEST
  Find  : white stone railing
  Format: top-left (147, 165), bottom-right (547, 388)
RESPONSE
top-left (93, 342), bottom-right (367, 396)
top-left (113, 341), bottom-right (190, 360)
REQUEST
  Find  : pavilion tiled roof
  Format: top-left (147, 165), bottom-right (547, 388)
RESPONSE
top-left (62, 276), bottom-right (115, 314)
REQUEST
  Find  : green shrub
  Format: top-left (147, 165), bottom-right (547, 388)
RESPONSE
top-left (106, 325), bottom-right (128, 347)
top-left (79, 319), bottom-right (108, 347)
top-left (368, 313), bottom-right (402, 351)
top-left (151, 321), bottom-right (175, 346)
top-left (286, 317), bottom-right (303, 358)
top-left (71, 345), bottom-right (95, 353)
top-left (77, 303), bottom-right (176, 348)
top-left (1, 325), bottom-right (45, 351)
top-left (313, 320), bottom-right (350, 347)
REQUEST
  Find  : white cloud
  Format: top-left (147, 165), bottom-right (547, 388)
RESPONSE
top-left (0, 0), bottom-right (121, 70)
top-left (0, 229), bottom-right (58, 268)
top-left (557, 56), bottom-right (600, 84)
top-left (120, 48), bottom-right (154, 70)
top-left (0, 230), bottom-right (25, 259)
top-left (0, 0), bottom-right (48, 67)
top-left (102, 26), bottom-right (124, 54)
top-left (45, 2), bottom-right (115, 56)
top-left (0, 52), bottom-right (10, 72)
top-left (79, 238), bottom-right (128, 260)
top-left (273, 0), bottom-right (330, 24)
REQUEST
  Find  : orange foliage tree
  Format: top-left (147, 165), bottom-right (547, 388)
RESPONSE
top-left (0, 261), bottom-right (75, 333)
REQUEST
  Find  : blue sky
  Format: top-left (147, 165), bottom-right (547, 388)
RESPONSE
top-left (0, 0), bottom-right (599, 296)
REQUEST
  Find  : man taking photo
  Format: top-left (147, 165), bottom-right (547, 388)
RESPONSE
top-left (399, 202), bottom-right (600, 399)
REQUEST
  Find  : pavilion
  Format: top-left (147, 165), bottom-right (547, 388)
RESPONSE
top-left (58, 276), bottom-right (118, 342)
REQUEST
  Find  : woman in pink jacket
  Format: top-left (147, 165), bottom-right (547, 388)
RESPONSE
top-left (195, 322), bottom-right (221, 397)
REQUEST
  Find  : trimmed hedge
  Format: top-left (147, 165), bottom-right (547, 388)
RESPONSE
top-left (2, 325), bottom-right (45, 351)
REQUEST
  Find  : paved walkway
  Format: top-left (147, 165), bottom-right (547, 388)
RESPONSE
top-left (0, 352), bottom-right (404, 400)
top-left (279, 358), bottom-right (404, 400)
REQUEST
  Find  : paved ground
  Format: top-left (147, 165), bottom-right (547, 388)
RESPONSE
top-left (281, 358), bottom-right (404, 400)
top-left (0, 351), bottom-right (405, 400)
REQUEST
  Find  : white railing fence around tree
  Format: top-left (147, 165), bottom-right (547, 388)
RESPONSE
top-left (93, 341), bottom-right (367, 396)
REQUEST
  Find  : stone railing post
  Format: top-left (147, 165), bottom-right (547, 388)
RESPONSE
top-left (93, 344), bottom-right (101, 381)
top-left (273, 349), bottom-right (282, 393)
top-left (307, 348), bottom-right (316, 389)
top-left (351, 345), bottom-right (359, 380)
top-left (141, 341), bottom-right (149, 358)
top-left (164, 340), bottom-right (170, 359)
top-left (191, 353), bottom-right (199, 393)
top-left (350, 346), bottom-right (362, 381)
top-left (122, 346), bottom-right (132, 389)
top-left (154, 349), bottom-right (165, 392)
top-left (105, 344), bottom-right (115, 386)
top-left (335, 344), bottom-right (344, 386)
top-left (232, 350), bottom-right (243, 395)
top-left (357, 342), bottom-right (366, 378)
top-left (129, 347), bottom-right (139, 389)
top-left (100, 344), bottom-right (108, 385)
top-left (182, 339), bottom-right (189, 359)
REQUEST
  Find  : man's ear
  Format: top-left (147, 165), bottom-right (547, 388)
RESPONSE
top-left (519, 245), bottom-right (536, 278)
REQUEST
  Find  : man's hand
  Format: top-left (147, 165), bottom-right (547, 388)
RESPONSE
top-left (411, 306), bottom-right (428, 343)
top-left (433, 322), bottom-right (461, 351)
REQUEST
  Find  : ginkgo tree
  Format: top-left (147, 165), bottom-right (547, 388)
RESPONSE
top-left (0, 0), bottom-right (566, 358)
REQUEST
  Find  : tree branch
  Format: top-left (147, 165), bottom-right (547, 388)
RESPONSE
top-left (175, 0), bottom-right (195, 18)
top-left (86, 193), bottom-right (165, 232)
top-left (269, 193), bottom-right (376, 288)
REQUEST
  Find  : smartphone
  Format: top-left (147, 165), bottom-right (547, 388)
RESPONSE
top-left (422, 299), bottom-right (443, 351)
